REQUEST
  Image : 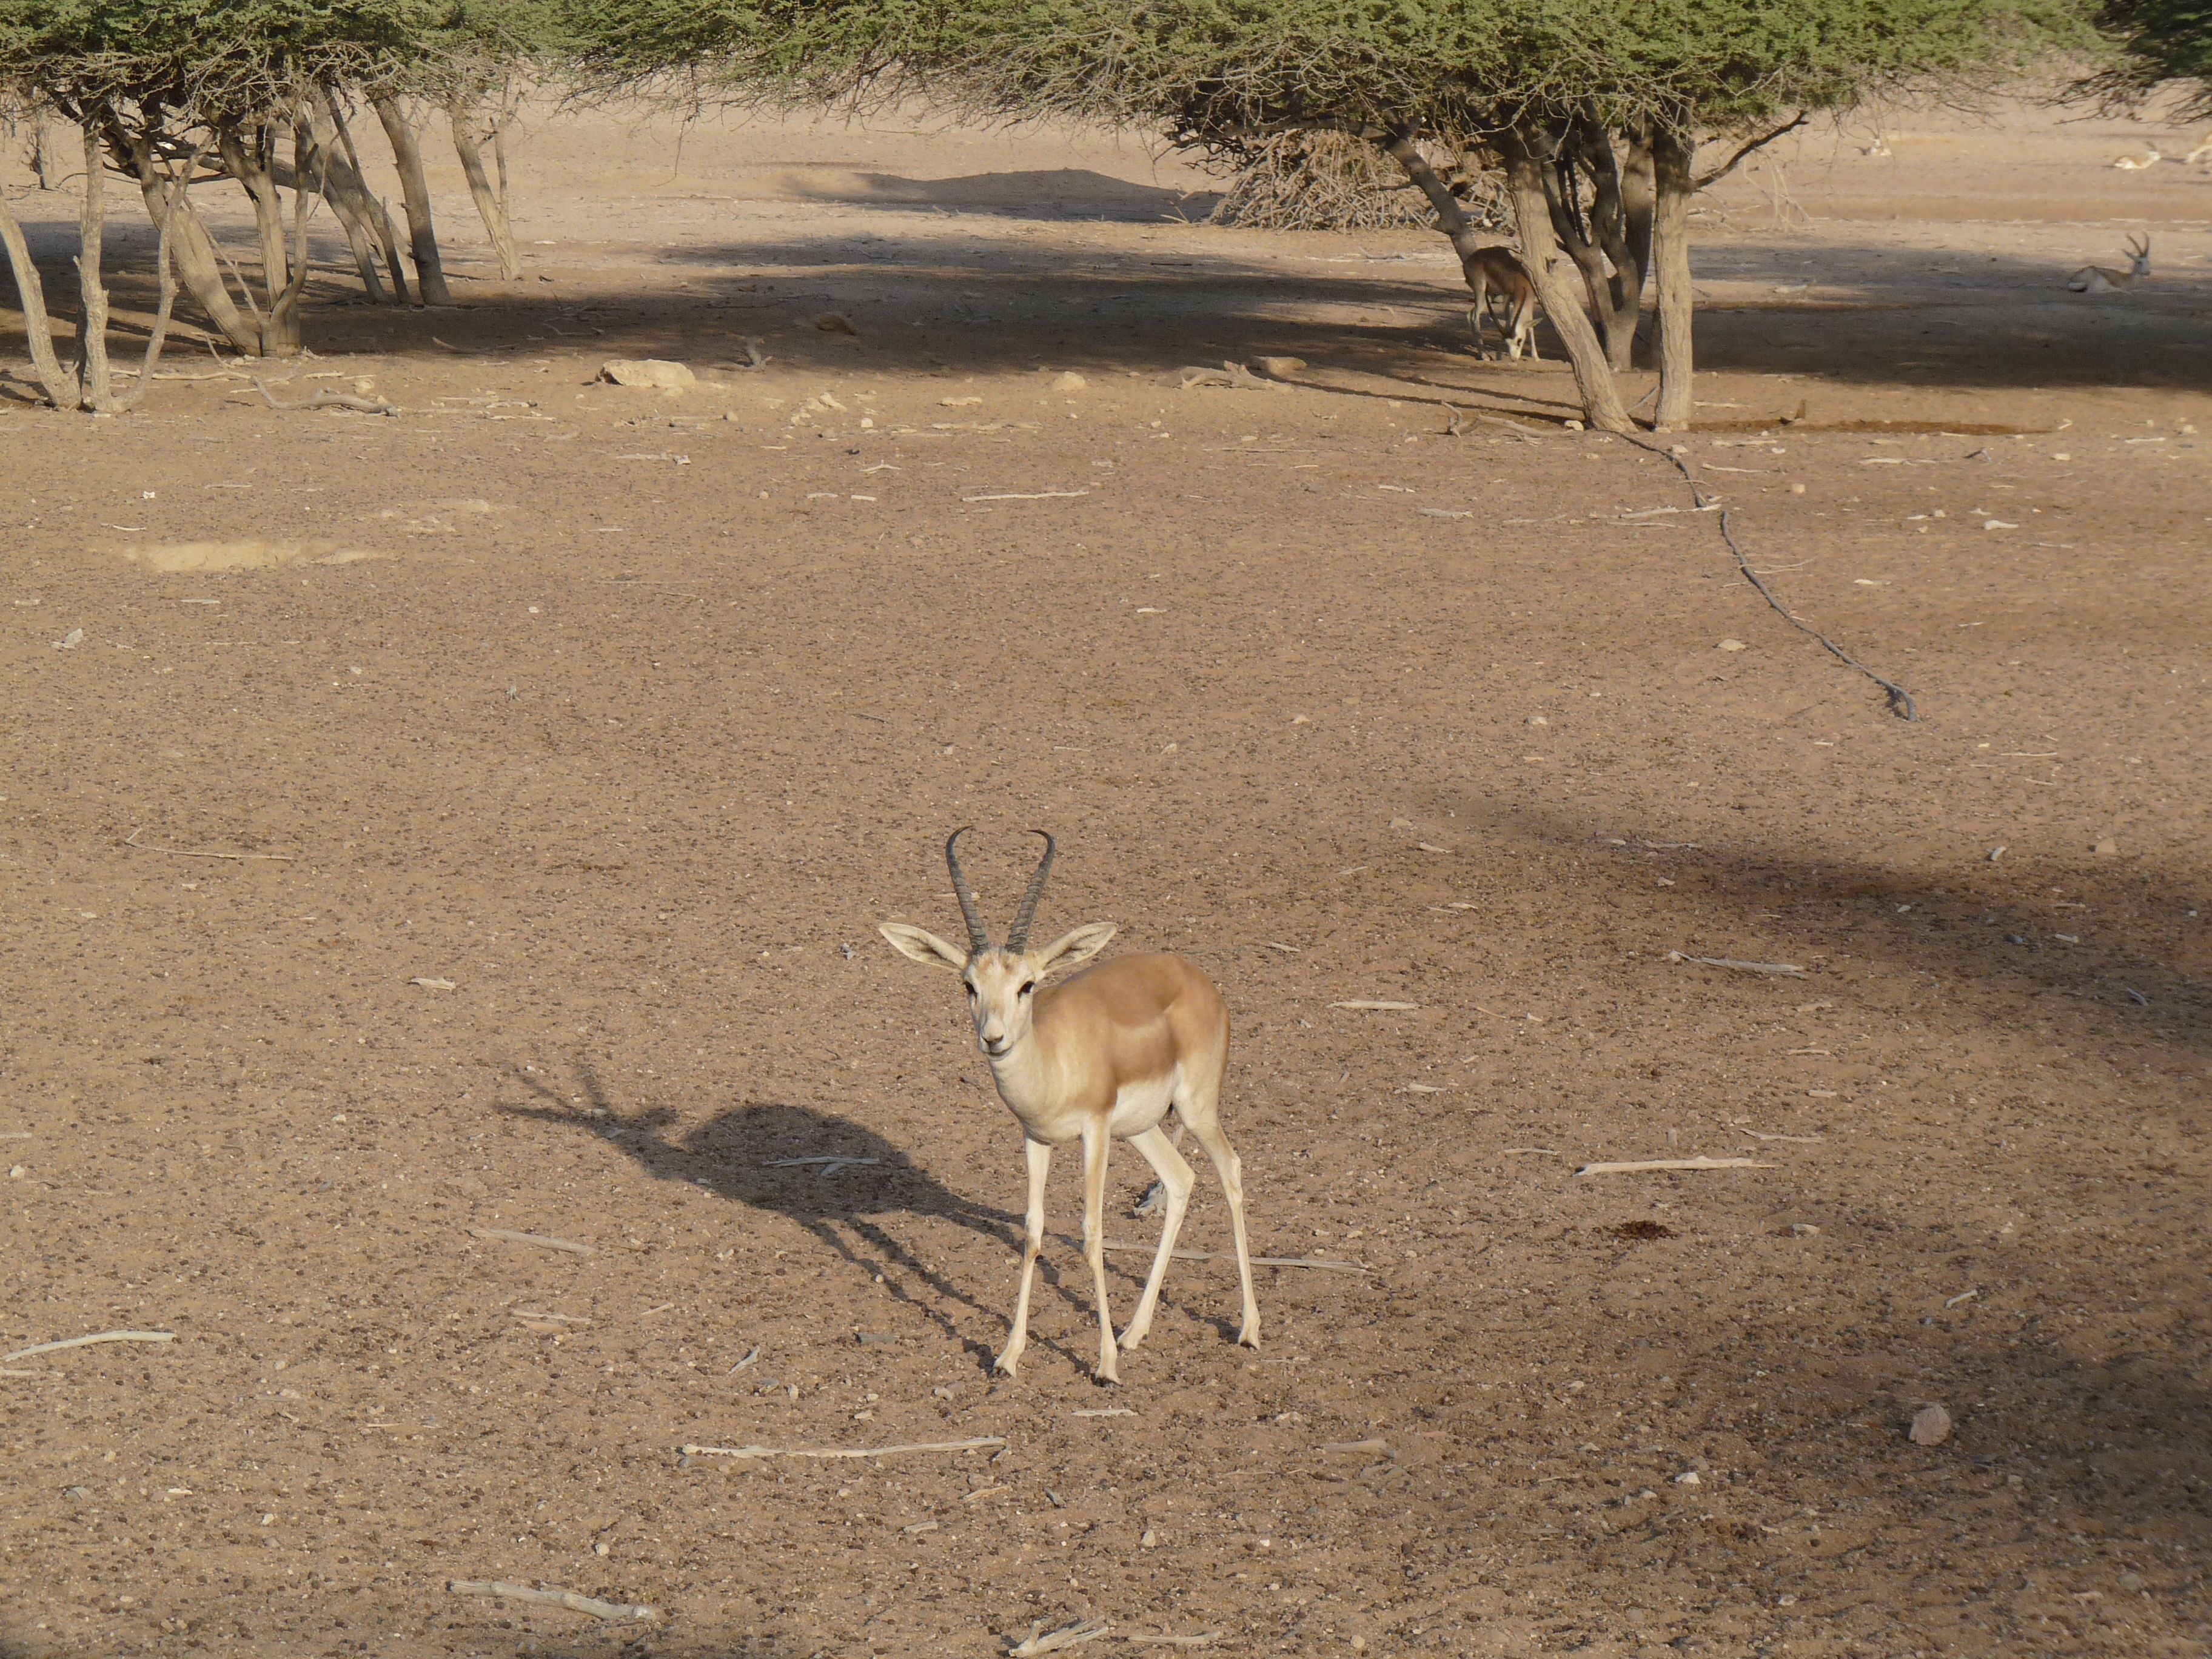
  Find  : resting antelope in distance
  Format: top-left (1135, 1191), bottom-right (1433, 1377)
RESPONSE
top-left (2067, 235), bottom-right (2151, 293)
top-left (1462, 244), bottom-right (1540, 361)
top-left (879, 830), bottom-right (1258, 1384)
top-left (2112, 146), bottom-right (2163, 170)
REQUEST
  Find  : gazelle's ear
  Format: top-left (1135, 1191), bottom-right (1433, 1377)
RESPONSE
top-left (1033, 922), bottom-right (1116, 977)
top-left (878, 923), bottom-right (969, 971)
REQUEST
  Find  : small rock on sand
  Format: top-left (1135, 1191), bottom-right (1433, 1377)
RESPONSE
top-left (600, 360), bottom-right (695, 392)
top-left (1909, 1403), bottom-right (1954, 1446)
top-left (1052, 371), bottom-right (1087, 392)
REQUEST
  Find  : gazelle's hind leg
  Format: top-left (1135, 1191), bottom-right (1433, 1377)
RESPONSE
top-left (1118, 1124), bottom-right (1195, 1352)
top-left (1176, 1073), bottom-right (1260, 1349)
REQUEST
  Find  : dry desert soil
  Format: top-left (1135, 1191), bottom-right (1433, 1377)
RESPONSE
top-left (2, 98), bottom-right (2210, 1659)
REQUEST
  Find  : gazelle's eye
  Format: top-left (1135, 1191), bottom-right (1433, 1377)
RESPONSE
top-left (1019, 981), bottom-right (1035, 997)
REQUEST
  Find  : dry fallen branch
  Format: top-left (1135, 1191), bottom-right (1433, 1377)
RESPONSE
top-left (1126, 1635), bottom-right (1218, 1649)
top-left (2, 1330), bottom-right (176, 1364)
top-left (246, 377), bottom-right (397, 415)
top-left (123, 826), bottom-right (296, 862)
top-left (1175, 361), bottom-right (1284, 392)
top-left (1330, 999), bottom-right (1418, 1011)
top-left (1011, 1619), bottom-right (1112, 1656)
top-left (445, 1581), bottom-right (658, 1623)
top-left (681, 1436), bottom-right (1007, 1461)
top-left (1575, 1156), bottom-right (1774, 1177)
top-left (962, 491), bottom-right (1090, 503)
top-left (471, 1227), bottom-right (595, 1256)
top-left (1664, 951), bottom-right (1807, 976)
top-left (1101, 1241), bottom-right (1369, 1273)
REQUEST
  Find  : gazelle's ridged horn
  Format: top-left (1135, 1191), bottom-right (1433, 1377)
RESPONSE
top-left (945, 827), bottom-right (990, 954)
top-left (1004, 830), bottom-right (1056, 953)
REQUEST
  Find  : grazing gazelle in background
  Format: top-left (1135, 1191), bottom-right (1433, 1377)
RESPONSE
top-left (1463, 244), bottom-right (1540, 361)
top-left (880, 829), bottom-right (1258, 1383)
top-left (2066, 235), bottom-right (2151, 293)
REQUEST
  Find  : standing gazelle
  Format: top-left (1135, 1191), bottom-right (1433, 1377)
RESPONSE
top-left (880, 830), bottom-right (1258, 1383)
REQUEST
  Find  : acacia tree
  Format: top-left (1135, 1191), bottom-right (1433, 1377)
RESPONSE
top-left (572, 0), bottom-right (2086, 431)
top-left (2081, 0), bottom-right (2212, 113)
top-left (0, 0), bottom-right (553, 358)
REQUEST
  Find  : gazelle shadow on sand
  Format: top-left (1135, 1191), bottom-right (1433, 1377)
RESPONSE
top-left (498, 1059), bottom-right (1114, 1372)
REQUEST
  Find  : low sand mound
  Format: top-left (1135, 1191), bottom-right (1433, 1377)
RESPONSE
top-left (117, 541), bottom-right (384, 573)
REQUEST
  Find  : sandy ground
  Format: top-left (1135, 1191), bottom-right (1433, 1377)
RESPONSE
top-left (1, 95), bottom-right (2210, 1659)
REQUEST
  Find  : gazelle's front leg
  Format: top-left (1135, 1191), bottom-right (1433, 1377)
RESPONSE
top-left (995, 1137), bottom-right (1051, 1377)
top-left (1079, 1122), bottom-right (1119, 1384)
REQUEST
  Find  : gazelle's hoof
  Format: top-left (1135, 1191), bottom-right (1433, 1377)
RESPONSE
top-left (1236, 1323), bottom-right (1261, 1350)
top-left (1091, 1363), bottom-right (1121, 1386)
top-left (993, 1350), bottom-right (1021, 1378)
top-left (1115, 1322), bottom-right (1150, 1353)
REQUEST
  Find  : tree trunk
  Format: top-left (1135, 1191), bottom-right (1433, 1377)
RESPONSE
top-left (116, 136), bottom-right (261, 354)
top-left (449, 95), bottom-right (519, 280)
top-left (1652, 129), bottom-right (1697, 431)
top-left (0, 171), bottom-right (79, 403)
top-left (289, 124), bottom-right (386, 301)
top-left (319, 89), bottom-right (409, 304)
top-left (32, 118), bottom-right (64, 189)
top-left (0, 124), bottom-right (179, 412)
top-left (1376, 127), bottom-right (1492, 273)
top-left (374, 95), bottom-right (452, 306)
top-left (73, 123), bottom-right (113, 406)
top-left (1651, 133), bottom-right (1696, 429)
top-left (1546, 118), bottom-right (1648, 372)
top-left (1499, 126), bottom-right (1633, 434)
top-left (214, 117), bottom-right (301, 355)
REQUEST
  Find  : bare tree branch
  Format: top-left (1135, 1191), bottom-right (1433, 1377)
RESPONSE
top-left (1694, 113), bottom-right (1808, 192)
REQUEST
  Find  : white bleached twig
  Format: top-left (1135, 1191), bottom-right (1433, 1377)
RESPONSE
top-left (963, 490), bottom-right (1090, 503)
top-left (1010, 1618), bottom-right (1112, 1655)
top-left (681, 1436), bottom-right (1006, 1461)
top-left (445, 1580), bottom-right (657, 1622)
top-left (1574, 1156), bottom-right (1774, 1177)
top-left (1127, 1635), bottom-right (1218, 1649)
top-left (1664, 951), bottom-right (1806, 976)
top-left (2, 1330), bottom-right (176, 1364)
top-left (1329, 1000), bottom-right (1419, 1011)
top-left (471, 1227), bottom-right (595, 1256)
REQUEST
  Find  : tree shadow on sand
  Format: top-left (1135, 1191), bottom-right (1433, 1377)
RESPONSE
top-left (497, 1060), bottom-right (1064, 1372)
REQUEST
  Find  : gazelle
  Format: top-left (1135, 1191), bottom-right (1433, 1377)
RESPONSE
top-left (2187, 132), bottom-right (2212, 168)
top-left (1463, 244), bottom-right (1540, 361)
top-left (2066, 235), bottom-right (2151, 293)
top-left (879, 830), bottom-right (1258, 1384)
top-left (2112, 146), bottom-right (2163, 171)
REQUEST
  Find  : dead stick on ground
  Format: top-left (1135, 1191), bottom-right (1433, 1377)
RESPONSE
top-left (1665, 951), bottom-right (1806, 976)
top-left (246, 377), bottom-right (397, 415)
top-left (1127, 1634), bottom-right (1219, 1648)
top-left (1011, 1619), bottom-right (1112, 1656)
top-left (471, 1227), bottom-right (595, 1256)
top-left (123, 826), bottom-right (297, 863)
top-left (2, 1330), bottom-right (176, 1364)
top-left (1575, 1156), bottom-right (1774, 1178)
top-left (680, 1436), bottom-right (1005, 1461)
top-left (445, 1581), bottom-right (658, 1623)
top-left (1100, 1241), bottom-right (1369, 1273)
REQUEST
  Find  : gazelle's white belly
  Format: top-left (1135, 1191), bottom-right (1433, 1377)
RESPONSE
top-left (1107, 1066), bottom-right (1181, 1139)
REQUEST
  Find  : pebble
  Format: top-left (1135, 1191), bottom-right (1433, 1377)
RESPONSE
top-left (599, 358), bottom-right (695, 392)
top-left (2093, 837), bottom-right (2119, 856)
top-left (1909, 1403), bottom-right (1954, 1446)
top-left (1717, 638), bottom-right (1746, 652)
top-left (1052, 371), bottom-right (1087, 392)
